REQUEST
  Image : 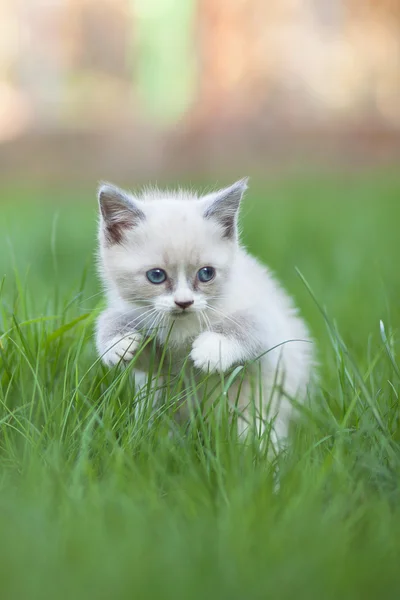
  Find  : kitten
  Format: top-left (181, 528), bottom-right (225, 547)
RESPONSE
top-left (95, 179), bottom-right (315, 444)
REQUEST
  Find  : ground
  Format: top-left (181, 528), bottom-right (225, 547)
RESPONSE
top-left (0, 172), bottom-right (399, 599)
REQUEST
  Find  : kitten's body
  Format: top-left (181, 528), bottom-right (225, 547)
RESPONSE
top-left (96, 179), bottom-right (314, 443)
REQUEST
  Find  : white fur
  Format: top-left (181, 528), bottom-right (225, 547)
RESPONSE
top-left (96, 179), bottom-right (315, 444)
top-left (191, 331), bottom-right (245, 373)
top-left (102, 332), bottom-right (143, 367)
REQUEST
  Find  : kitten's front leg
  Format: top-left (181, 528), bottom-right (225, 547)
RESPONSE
top-left (190, 313), bottom-right (262, 374)
top-left (96, 307), bottom-right (143, 367)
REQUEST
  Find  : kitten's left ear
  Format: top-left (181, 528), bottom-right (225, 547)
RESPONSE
top-left (202, 178), bottom-right (248, 239)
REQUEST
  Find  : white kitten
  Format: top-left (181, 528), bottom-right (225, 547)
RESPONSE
top-left (95, 179), bottom-right (315, 444)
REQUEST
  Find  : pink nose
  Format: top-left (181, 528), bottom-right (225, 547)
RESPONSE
top-left (174, 300), bottom-right (194, 310)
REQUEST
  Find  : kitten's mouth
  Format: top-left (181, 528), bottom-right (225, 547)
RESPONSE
top-left (170, 310), bottom-right (191, 317)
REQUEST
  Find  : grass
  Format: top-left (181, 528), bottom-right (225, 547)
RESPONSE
top-left (0, 172), bottom-right (400, 599)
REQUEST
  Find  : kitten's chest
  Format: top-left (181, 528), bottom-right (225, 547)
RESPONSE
top-left (162, 338), bottom-right (193, 373)
top-left (156, 316), bottom-right (200, 349)
top-left (154, 323), bottom-right (198, 374)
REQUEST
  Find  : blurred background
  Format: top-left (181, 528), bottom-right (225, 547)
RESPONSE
top-left (1, 0), bottom-right (400, 183)
top-left (1, 0), bottom-right (400, 356)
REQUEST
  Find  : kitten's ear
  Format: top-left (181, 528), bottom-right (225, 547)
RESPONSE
top-left (202, 178), bottom-right (248, 239)
top-left (98, 183), bottom-right (145, 244)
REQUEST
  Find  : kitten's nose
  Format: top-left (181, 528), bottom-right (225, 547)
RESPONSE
top-left (174, 299), bottom-right (194, 310)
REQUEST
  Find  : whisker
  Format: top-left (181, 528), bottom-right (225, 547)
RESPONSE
top-left (200, 309), bottom-right (212, 332)
top-left (134, 309), bottom-right (160, 332)
top-left (199, 310), bottom-right (208, 332)
top-left (206, 305), bottom-right (245, 331)
top-left (79, 290), bottom-right (105, 305)
top-left (196, 311), bottom-right (203, 332)
top-left (204, 311), bottom-right (213, 332)
top-left (105, 307), bottom-right (158, 332)
top-left (146, 310), bottom-right (164, 335)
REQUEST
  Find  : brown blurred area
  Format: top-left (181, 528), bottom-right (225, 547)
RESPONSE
top-left (0, 0), bottom-right (400, 183)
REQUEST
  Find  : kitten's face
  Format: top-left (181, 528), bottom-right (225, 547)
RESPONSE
top-left (98, 180), bottom-right (247, 328)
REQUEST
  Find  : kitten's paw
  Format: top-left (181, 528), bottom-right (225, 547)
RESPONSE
top-left (102, 333), bottom-right (142, 366)
top-left (190, 332), bottom-right (237, 373)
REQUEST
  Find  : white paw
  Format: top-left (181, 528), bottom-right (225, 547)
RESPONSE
top-left (103, 333), bottom-right (142, 366)
top-left (190, 332), bottom-right (237, 373)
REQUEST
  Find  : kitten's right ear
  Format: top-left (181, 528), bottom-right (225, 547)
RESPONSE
top-left (98, 183), bottom-right (145, 244)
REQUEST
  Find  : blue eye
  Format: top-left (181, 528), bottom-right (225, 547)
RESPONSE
top-left (146, 268), bottom-right (167, 284)
top-left (197, 266), bottom-right (215, 283)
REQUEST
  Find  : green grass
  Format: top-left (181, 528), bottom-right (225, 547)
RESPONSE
top-left (1, 172), bottom-right (400, 599)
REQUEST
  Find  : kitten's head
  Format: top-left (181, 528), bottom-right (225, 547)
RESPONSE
top-left (97, 179), bottom-right (248, 324)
